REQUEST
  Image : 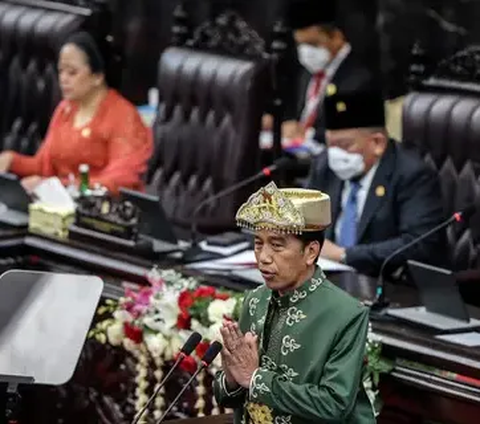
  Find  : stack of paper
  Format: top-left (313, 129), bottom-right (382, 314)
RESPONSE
top-left (188, 250), bottom-right (256, 271)
top-left (187, 250), bottom-right (354, 273)
top-left (198, 240), bottom-right (251, 256)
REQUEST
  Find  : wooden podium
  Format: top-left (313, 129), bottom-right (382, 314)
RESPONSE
top-left (166, 414), bottom-right (233, 424)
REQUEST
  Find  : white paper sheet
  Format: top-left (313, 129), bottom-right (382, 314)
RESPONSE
top-left (435, 332), bottom-right (480, 347)
top-left (187, 249), bottom-right (354, 272)
top-left (198, 240), bottom-right (251, 256)
top-left (33, 177), bottom-right (76, 211)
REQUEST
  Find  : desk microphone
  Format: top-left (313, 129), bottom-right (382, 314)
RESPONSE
top-left (183, 156), bottom-right (296, 262)
top-left (370, 204), bottom-right (476, 311)
top-left (155, 341), bottom-right (223, 424)
top-left (131, 332), bottom-right (202, 424)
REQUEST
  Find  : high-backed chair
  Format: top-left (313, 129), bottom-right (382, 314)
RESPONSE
top-left (147, 45), bottom-right (268, 233)
top-left (0, 0), bottom-right (108, 154)
top-left (402, 48), bottom-right (480, 270)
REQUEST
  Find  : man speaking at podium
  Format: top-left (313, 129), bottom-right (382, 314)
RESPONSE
top-left (213, 182), bottom-right (375, 423)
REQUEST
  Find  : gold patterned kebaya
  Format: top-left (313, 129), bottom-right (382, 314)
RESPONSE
top-left (235, 182), bottom-right (331, 234)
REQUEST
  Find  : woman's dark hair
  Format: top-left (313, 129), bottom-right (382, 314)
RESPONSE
top-left (297, 231), bottom-right (325, 262)
top-left (61, 31), bottom-right (105, 74)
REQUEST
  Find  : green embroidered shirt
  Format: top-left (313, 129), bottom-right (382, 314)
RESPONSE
top-left (214, 267), bottom-right (376, 424)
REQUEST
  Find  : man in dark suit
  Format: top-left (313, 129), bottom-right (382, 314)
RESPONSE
top-left (270, 0), bottom-right (375, 144)
top-left (305, 87), bottom-right (447, 277)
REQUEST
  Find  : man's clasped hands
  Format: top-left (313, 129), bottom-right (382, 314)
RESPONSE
top-left (220, 320), bottom-right (259, 391)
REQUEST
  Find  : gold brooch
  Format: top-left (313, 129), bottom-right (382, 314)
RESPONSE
top-left (327, 83), bottom-right (337, 96)
top-left (375, 185), bottom-right (386, 197)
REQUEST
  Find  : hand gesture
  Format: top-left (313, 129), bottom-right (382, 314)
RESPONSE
top-left (0, 152), bottom-right (13, 173)
top-left (220, 321), bottom-right (259, 389)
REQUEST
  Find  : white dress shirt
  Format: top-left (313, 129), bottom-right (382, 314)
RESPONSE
top-left (334, 162), bottom-right (380, 243)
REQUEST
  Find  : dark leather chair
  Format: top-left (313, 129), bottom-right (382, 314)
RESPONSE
top-left (402, 89), bottom-right (480, 270)
top-left (147, 47), bottom-right (268, 233)
top-left (0, 1), bottom-right (105, 154)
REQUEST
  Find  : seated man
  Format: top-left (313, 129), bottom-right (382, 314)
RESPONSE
top-left (263, 0), bottom-right (374, 145)
top-left (214, 181), bottom-right (375, 423)
top-left (305, 86), bottom-right (447, 277)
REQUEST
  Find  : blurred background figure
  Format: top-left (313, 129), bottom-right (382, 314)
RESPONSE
top-left (0, 32), bottom-right (152, 195)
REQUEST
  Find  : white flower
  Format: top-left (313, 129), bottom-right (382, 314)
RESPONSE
top-left (145, 333), bottom-right (169, 358)
top-left (367, 331), bottom-right (382, 343)
top-left (155, 290), bottom-right (180, 325)
top-left (206, 322), bottom-right (223, 342)
top-left (191, 319), bottom-right (209, 337)
top-left (113, 310), bottom-right (133, 323)
top-left (212, 353), bottom-right (222, 369)
top-left (164, 330), bottom-right (190, 361)
top-left (123, 338), bottom-right (139, 353)
top-left (143, 316), bottom-right (172, 336)
top-left (106, 322), bottom-right (124, 346)
top-left (207, 298), bottom-right (237, 323)
top-left (144, 289), bottom-right (181, 335)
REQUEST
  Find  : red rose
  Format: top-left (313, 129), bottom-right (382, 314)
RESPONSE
top-left (123, 322), bottom-right (143, 344)
top-left (215, 292), bottom-right (230, 300)
top-left (193, 286), bottom-right (216, 298)
top-left (179, 355), bottom-right (197, 374)
top-left (195, 341), bottom-right (210, 359)
top-left (178, 290), bottom-right (194, 311)
top-left (177, 310), bottom-right (191, 329)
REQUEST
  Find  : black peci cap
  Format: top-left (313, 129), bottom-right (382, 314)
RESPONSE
top-left (287, 0), bottom-right (336, 30)
top-left (323, 84), bottom-right (386, 130)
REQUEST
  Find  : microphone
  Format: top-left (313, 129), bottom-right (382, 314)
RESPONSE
top-left (370, 204), bottom-right (476, 311)
top-left (131, 332), bottom-right (202, 424)
top-left (183, 156), bottom-right (295, 263)
top-left (155, 341), bottom-right (223, 424)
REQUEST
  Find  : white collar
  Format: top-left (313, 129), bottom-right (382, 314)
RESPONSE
top-left (325, 43), bottom-right (351, 79)
top-left (356, 161), bottom-right (379, 189)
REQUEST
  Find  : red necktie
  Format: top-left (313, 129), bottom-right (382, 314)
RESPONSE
top-left (302, 71), bottom-right (325, 131)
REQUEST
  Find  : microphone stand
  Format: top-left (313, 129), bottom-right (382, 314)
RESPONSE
top-left (369, 210), bottom-right (469, 311)
top-left (131, 353), bottom-right (187, 424)
top-left (182, 165), bottom-right (282, 263)
top-left (155, 362), bottom-right (209, 424)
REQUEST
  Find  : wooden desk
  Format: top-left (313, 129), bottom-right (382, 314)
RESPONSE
top-left (0, 232), bottom-right (479, 423)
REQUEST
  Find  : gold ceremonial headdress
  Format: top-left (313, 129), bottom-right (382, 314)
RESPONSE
top-left (235, 182), bottom-right (331, 234)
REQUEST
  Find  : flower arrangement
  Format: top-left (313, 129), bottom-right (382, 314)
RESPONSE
top-left (90, 266), bottom-right (392, 420)
top-left (363, 323), bottom-right (394, 416)
top-left (89, 267), bottom-right (243, 420)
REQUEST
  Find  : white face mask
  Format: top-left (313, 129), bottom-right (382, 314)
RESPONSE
top-left (327, 146), bottom-right (365, 181)
top-left (297, 44), bottom-right (331, 74)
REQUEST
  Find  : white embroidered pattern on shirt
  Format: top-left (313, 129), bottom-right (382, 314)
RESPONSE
top-left (275, 415), bottom-right (292, 424)
top-left (249, 297), bottom-right (260, 316)
top-left (281, 335), bottom-right (301, 356)
top-left (309, 276), bottom-right (324, 292)
top-left (290, 289), bottom-right (307, 304)
top-left (251, 372), bottom-right (271, 399)
top-left (285, 306), bottom-right (307, 326)
top-left (261, 355), bottom-right (277, 371)
top-left (279, 364), bottom-right (299, 381)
